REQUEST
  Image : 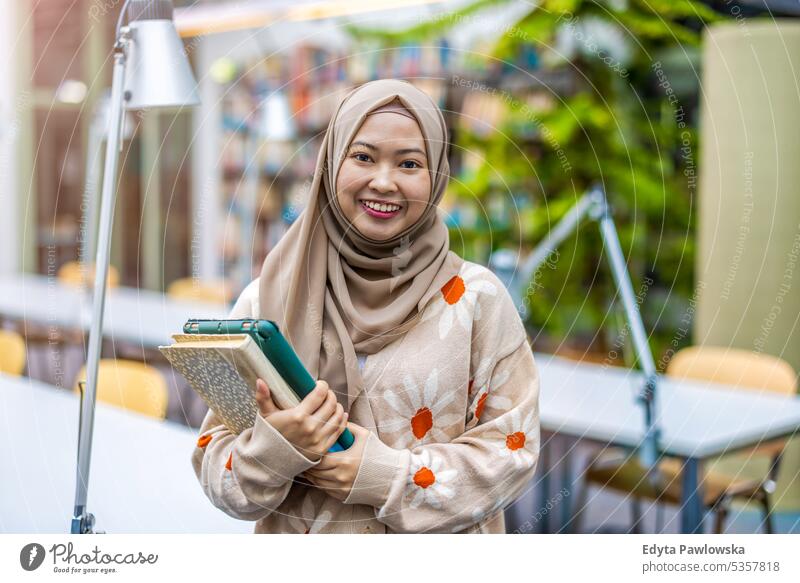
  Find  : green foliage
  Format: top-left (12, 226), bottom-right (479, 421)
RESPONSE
top-left (351, 0), bottom-right (720, 367)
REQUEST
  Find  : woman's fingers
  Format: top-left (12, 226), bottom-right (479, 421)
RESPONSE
top-left (311, 390), bottom-right (338, 426)
top-left (254, 379), bottom-right (278, 417)
top-left (299, 380), bottom-right (330, 415)
top-left (310, 456), bottom-right (337, 472)
top-left (328, 405), bottom-right (346, 436)
top-left (320, 408), bottom-right (346, 450)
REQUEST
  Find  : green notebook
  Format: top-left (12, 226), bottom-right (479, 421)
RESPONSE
top-left (161, 319), bottom-right (353, 451)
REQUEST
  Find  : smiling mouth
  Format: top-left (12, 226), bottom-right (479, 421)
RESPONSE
top-left (360, 199), bottom-right (402, 219)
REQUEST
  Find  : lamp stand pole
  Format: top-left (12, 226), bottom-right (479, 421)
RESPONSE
top-left (71, 28), bottom-right (130, 535)
top-left (79, 98), bottom-right (106, 269)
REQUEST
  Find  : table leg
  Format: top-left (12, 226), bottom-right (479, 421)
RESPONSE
top-left (538, 436), bottom-right (551, 533)
top-left (680, 457), bottom-right (705, 534)
top-left (559, 438), bottom-right (573, 532)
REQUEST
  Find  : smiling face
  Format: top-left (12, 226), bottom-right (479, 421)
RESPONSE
top-left (335, 109), bottom-right (431, 242)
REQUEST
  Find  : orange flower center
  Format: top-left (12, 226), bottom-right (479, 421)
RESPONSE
top-left (410, 407), bottom-right (433, 439)
top-left (475, 393), bottom-right (488, 420)
top-left (413, 466), bottom-right (436, 489)
top-left (506, 432), bottom-right (526, 451)
top-left (441, 275), bottom-right (466, 305)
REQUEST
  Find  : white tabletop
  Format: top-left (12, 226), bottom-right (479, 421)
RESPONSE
top-left (0, 274), bottom-right (228, 347)
top-left (537, 353), bottom-right (800, 459)
top-left (0, 375), bottom-right (252, 533)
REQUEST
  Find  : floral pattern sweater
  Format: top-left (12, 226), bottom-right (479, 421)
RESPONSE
top-left (191, 259), bottom-right (541, 533)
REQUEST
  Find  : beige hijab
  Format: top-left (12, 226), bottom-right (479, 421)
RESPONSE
top-left (258, 79), bottom-right (463, 410)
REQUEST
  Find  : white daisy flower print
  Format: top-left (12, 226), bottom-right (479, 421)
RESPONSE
top-left (468, 357), bottom-right (493, 399)
top-left (422, 263), bottom-right (497, 339)
top-left (382, 369), bottom-right (463, 448)
top-left (405, 450), bottom-right (458, 509)
top-left (467, 367), bottom-right (513, 425)
top-left (494, 408), bottom-right (538, 469)
top-left (286, 494), bottom-right (332, 534)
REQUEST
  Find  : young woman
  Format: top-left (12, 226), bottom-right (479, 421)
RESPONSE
top-left (192, 79), bottom-right (541, 533)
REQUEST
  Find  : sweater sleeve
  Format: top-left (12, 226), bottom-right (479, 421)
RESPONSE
top-left (344, 339), bottom-right (541, 533)
top-left (189, 278), bottom-right (320, 521)
top-left (191, 409), bottom-right (321, 521)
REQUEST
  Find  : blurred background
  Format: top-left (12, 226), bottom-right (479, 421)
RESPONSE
top-left (1, 0), bottom-right (799, 535)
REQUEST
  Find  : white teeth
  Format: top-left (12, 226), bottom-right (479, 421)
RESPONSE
top-left (363, 201), bottom-right (400, 212)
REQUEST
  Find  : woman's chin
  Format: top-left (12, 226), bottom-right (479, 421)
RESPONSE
top-left (363, 230), bottom-right (398, 242)
top-left (354, 220), bottom-right (400, 242)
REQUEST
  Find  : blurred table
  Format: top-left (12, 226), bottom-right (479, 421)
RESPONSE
top-left (0, 274), bottom-right (228, 347)
top-left (0, 374), bottom-right (252, 533)
top-left (536, 353), bottom-right (800, 533)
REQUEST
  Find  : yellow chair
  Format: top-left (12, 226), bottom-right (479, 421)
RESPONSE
top-left (167, 277), bottom-right (232, 304)
top-left (575, 346), bottom-right (797, 533)
top-left (74, 359), bottom-right (168, 420)
top-left (58, 261), bottom-right (120, 288)
top-left (0, 329), bottom-right (26, 376)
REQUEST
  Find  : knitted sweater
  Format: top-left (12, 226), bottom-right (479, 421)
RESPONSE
top-left (191, 259), bottom-right (541, 533)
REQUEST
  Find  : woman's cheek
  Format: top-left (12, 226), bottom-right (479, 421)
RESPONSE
top-left (408, 187), bottom-right (431, 218)
top-left (335, 167), bottom-right (360, 215)
top-left (411, 175), bottom-right (432, 210)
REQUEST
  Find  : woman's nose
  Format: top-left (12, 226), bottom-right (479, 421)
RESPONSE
top-left (368, 167), bottom-right (398, 193)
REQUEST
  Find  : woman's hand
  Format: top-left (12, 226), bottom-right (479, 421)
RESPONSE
top-left (254, 378), bottom-right (348, 463)
top-left (303, 423), bottom-right (370, 501)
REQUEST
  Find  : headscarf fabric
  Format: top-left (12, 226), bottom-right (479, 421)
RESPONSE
top-left (258, 79), bottom-right (463, 409)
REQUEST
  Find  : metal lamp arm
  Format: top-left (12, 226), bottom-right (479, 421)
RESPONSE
top-left (513, 190), bottom-right (600, 314)
top-left (115, 0), bottom-right (134, 37)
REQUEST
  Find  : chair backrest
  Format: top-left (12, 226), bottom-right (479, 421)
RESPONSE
top-left (167, 277), bottom-right (231, 304)
top-left (74, 359), bottom-right (168, 420)
top-left (0, 330), bottom-right (26, 376)
top-left (666, 346), bottom-right (797, 396)
top-left (58, 261), bottom-right (120, 289)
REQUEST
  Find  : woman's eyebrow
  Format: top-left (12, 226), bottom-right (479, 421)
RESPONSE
top-left (395, 147), bottom-right (426, 156)
top-left (349, 141), bottom-right (377, 151)
top-left (350, 141), bottom-right (425, 157)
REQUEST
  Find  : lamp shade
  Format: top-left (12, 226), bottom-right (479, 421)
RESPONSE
top-left (123, 0), bottom-right (200, 110)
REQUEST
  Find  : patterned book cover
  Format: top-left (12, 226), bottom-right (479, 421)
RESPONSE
top-left (159, 334), bottom-right (300, 434)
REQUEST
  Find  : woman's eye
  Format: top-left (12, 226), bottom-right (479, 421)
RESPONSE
top-left (401, 160), bottom-right (421, 169)
top-left (353, 153), bottom-right (372, 162)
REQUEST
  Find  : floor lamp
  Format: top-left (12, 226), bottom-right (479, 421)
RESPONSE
top-left (72, 0), bottom-right (200, 534)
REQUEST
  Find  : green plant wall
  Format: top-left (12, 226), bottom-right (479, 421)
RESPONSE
top-left (352, 0), bottom-right (721, 367)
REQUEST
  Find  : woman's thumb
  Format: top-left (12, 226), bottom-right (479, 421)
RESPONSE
top-left (255, 379), bottom-right (278, 417)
